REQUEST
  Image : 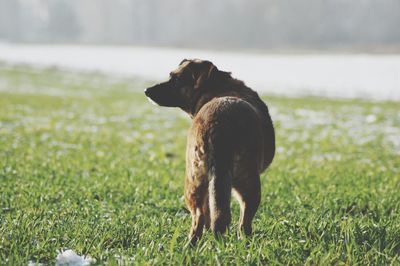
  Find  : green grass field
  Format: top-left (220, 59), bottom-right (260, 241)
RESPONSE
top-left (1, 63), bottom-right (399, 265)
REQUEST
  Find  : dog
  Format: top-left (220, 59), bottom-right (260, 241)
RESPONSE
top-left (145, 59), bottom-right (275, 244)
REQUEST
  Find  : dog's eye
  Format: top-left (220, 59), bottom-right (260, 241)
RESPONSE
top-left (174, 76), bottom-right (182, 85)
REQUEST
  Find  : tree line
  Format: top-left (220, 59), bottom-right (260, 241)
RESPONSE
top-left (1, 0), bottom-right (399, 50)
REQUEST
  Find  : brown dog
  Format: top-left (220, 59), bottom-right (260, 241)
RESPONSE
top-left (145, 59), bottom-right (275, 244)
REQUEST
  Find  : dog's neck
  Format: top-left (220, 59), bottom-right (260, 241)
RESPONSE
top-left (186, 78), bottom-right (247, 118)
top-left (189, 93), bottom-right (214, 118)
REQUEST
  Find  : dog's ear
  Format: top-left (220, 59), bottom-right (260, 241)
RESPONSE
top-left (179, 59), bottom-right (189, 66)
top-left (194, 62), bottom-right (230, 89)
top-left (208, 65), bottom-right (231, 81)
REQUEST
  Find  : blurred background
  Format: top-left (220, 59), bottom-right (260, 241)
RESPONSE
top-left (2, 0), bottom-right (400, 50)
top-left (0, 0), bottom-right (400, 100)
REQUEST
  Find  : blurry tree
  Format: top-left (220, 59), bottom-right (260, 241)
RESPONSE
top-left (47, 0), bottom-right (80, 42)
top-left (1, 0), bottom-right (399, 50)
top-left (0, 0), bottom-right (21, 41)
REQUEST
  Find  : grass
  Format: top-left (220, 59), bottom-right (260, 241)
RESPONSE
top-left (0, 63), bottom-right (399, 265)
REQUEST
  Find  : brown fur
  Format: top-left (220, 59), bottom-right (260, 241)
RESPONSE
top-left (145, 59), bottom-right (275, 244)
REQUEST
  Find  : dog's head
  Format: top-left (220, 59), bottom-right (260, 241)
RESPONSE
top-left (144, 59), bottom-right (230, 113)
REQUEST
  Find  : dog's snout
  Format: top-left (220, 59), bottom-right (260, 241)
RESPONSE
top-left (144, 82), bottom-right (179, 107)
top-left (145, 84), bottom-right (160, 97)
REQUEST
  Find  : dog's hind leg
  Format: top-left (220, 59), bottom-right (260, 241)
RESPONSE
top-left (233, 173), bottom-right (261, 236)
top-left (202, 191), bottom-right (211, 230)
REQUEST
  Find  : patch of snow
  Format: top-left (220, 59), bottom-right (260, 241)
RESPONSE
top-left (55, 249), bottom-right (95, 266)
top-left (0, 44), bottom-right (399, 101)
top-left (276, 146), bottom-right (285, 154)
top-left (365, 114), bottom-right (377, 123)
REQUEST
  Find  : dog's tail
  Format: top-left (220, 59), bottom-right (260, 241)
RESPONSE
top-left (207, 121), bottom-right (234, 236)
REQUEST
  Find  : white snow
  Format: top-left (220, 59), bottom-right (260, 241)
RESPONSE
top-left (365, 114), bottom-right (377, 123)
top-left (55, 249), bottom-right (94, 266)
top-left (0, 44), bottom-right (399, 101)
